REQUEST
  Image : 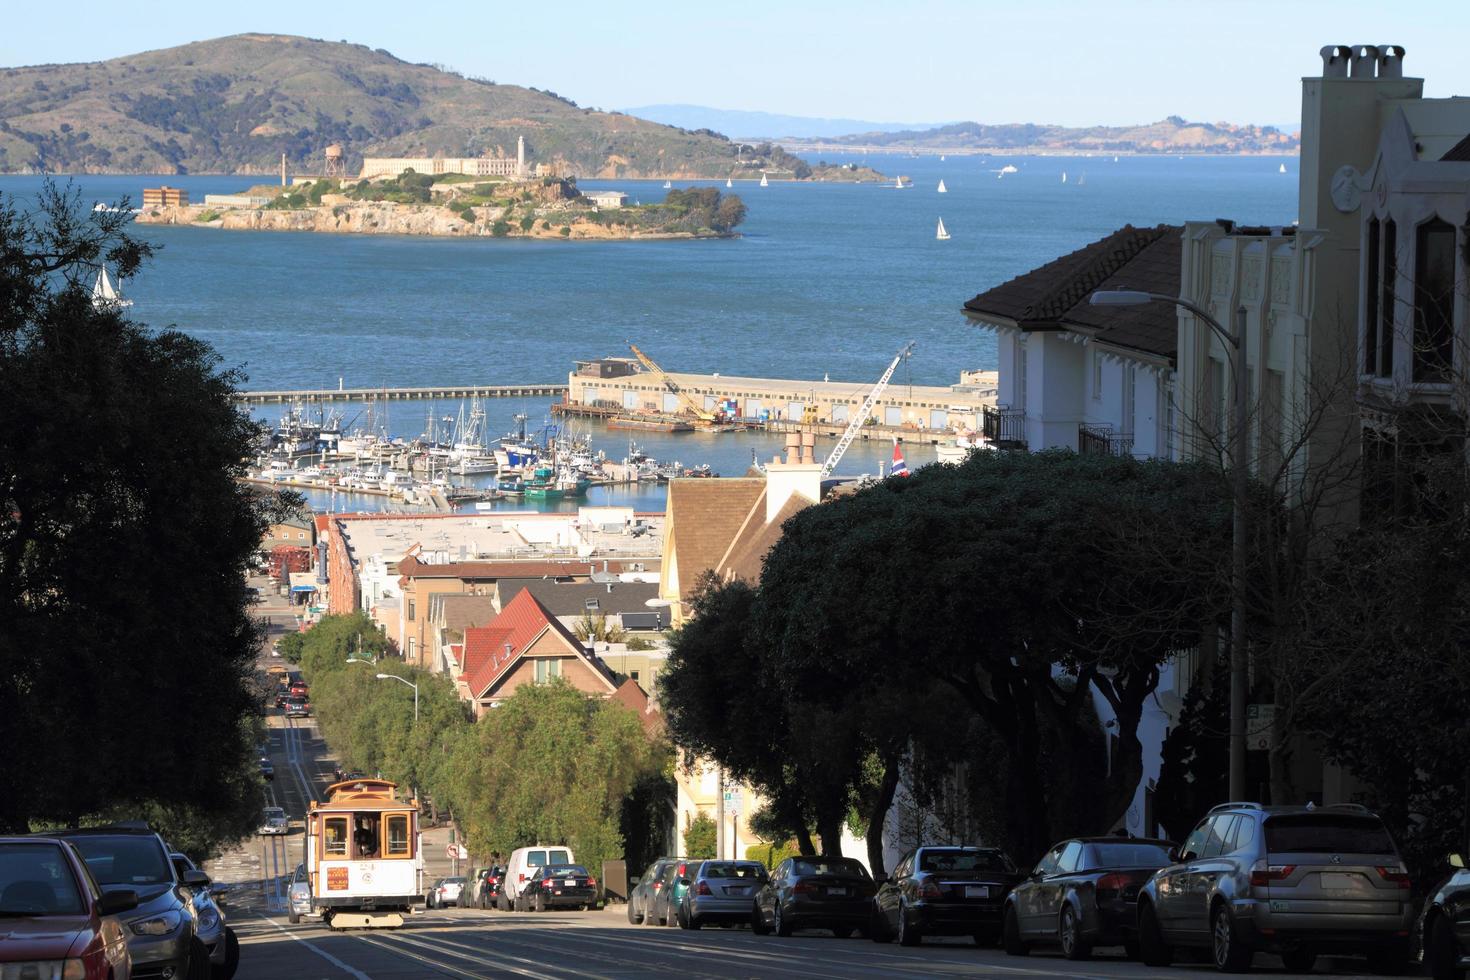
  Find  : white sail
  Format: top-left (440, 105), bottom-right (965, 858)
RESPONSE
top-left (937, 179), bottom-right (947, 193)
top-left (1113, 155), bottom-right (1119, 163)
top-left (894, 175), bottom-right (904, 189)
top-left (1061, 171), bottom-right (1068, 183)
top-left (663, 180), bottom-right (672, 189)
top-left (760, 173), bottom-right (769, 187)
top-left (726, 178), bottom-right (733, 188)
top-left (1279, 162), bottom-right (1287, 173)
top-left (936, 218), bottom-right (950, 241)
top-left (940, 155), bottom-right (946, 161)
top-left (91, 267), bottom-right (133, 309)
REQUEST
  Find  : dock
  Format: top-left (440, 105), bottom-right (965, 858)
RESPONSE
top-left (234, 383), bottom-right (567, 405)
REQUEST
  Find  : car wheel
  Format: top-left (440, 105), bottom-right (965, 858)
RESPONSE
top-left (1003, 905), bottom-right (1029, 956)
top-left (751, 900), bottom-right (770, 935)
top-left (896, 900), bottom-right (921, 947)
top-left (1059, 905), bottom-right (1092, 961)
top-left (870, 903), bottom-right (892, 943)
top-left (534, 892), bottom-right (546, 913)
top-left (1281, 950), bottom-right (1316, 973)
top-left (287, 909), bottom-right (300, 925)
top-left (497, 892), bottom-right (510, 912)
top-left (774, 901), bottom-right (793, 937)
top-left (213, 927), bottom-right (240, 980)
top-left (688, 913), bottom-right (702, 931)
top-left (1210, 903), bottom-right (1253, 973)
top-left (627, 897), bottom-right (643, 925)
top-left (1137, 901), bottom-right (1173, 967)
top-left (1429, 916), bottom-right (1465, 980)
top-left (186, 937), bottom-right (211, 980)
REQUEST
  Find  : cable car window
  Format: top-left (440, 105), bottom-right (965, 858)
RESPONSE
top-left (386, 815), bottom-right (411, 856)
top-left (324, 817), bottom-right (349, 857)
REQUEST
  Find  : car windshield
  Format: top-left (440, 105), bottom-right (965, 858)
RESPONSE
top-left (1083, 843), bottom-right (1172, 870)
top-left (68, 835), bottom-right (173, 887)
top-left (544, 865), bottom-right (589, 877)
top-left (263, 808), bottom-right (284, 819)
top-left (703, 862), bottom-right (766, 880)
top-left (792, 858), bottom-right (869, 878)
top-left (919, 850), bottom-right (1015, 873)
top-left (1265, 815), bottom-right (1396, 855)
top-left (444, 877), bottom-right (465, 885)
top-left (0, 843), bottom-right (86, 916)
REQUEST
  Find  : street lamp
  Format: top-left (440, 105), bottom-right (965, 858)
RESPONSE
top-left (1090, 288), bottom-right (1250, 801)
top-left (375, 673), bottom-right (419, 722)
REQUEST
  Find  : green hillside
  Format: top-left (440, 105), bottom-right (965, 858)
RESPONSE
top-left (0, 34), bottom-right (760, 177)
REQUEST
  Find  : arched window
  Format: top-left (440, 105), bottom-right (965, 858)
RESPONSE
top-left (1412, 218), bottom-right (1455, 382)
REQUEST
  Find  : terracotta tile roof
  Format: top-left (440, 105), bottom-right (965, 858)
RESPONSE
top-left (1442, 133), bottom-right (1470, 162)
top-left (718, 494), bottom-right (810, 584)
top-left (962, 224), bottom-right (1183, 360)
top-left (666, 479), bottom-right (767, 600)
top-left (461, 589), bottom-right (615, 699)
top-left (609, 679), bottom-right (664, 734)
top-left (447, 643), bottom-right (464, 670)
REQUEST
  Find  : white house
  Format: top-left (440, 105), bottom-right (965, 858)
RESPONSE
top-left (582, 190), bottom-right (628, 209)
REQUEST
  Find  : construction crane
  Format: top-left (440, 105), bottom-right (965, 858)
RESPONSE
top-left (821, 342), bottom-right (915, 477)
top-left (628, 343), bottom-right (719, 423)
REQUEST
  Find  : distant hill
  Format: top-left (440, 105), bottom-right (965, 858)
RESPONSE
top-left (787, 115), bottom-right (1298, 155)
top-left (621, 104), bottom-right (951, 141)
top-left (0, 35), bottom-right (775, 177)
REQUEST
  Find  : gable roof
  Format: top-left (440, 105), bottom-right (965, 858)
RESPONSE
top-left (666, 479), bottom-right (767, 600)
top-left (962, 224), bottom-right (1182, 360)
top-left (435, 593), bottom-right (498, 631)
top-left (609, 679), bottom-right (663, 734)
top-left (718, 493), bottom-right (809, 584)
top-left (1442, 133), bottom-right (1470, 162)
top-left (461, 588), bottom-right (616, 700)
top-left (495, 578), bottom-right (659, 617)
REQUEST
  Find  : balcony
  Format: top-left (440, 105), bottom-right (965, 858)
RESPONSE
top-left (1078, 422), bottom-right (1134, 457)
top-left (981, 405), bottom-right (1027, 449)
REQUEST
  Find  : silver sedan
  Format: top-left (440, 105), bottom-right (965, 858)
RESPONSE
top-left (678, 860), bottom-right (770, 929)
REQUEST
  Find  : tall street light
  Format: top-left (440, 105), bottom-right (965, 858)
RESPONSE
top-left (376, 673), bottom-right (419, 722)
top-left (1090, 288), bottom-right (1250, 800)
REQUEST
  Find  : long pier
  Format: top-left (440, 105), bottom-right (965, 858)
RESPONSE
top-left (234, 383), bottom-right (566, 405)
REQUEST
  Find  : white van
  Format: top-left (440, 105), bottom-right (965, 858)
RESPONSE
top-left (500, 844), bottom-right (575, 909)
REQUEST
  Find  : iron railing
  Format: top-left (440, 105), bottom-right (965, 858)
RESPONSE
top-left (1078, 422), bottom-right (1135, 457)
top-left (981, 406), bottom-right (1027, 449)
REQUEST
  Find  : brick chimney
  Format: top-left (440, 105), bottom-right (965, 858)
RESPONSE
top-left (765, 432), bottom-right (822, 523)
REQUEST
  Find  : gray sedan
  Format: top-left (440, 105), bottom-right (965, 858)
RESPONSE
top-left (678, 860), bottom-right (769, 929)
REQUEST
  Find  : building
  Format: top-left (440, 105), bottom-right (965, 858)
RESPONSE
top-left (582, 191), bottom-right (628, 209)
top-left (262, 510), bottom-right (316, 552)
top-left (142, 186), bottom-right (188, 207)
top-left (492, 578), bottom-right (660, 633)
top-left (202, 194), bottom-right (272, 208)
top-left (359, 137), bottom-right (529, 181)
top-left (425, 593), bottom-right (498, 675)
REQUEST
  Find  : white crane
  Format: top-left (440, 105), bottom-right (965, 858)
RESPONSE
top-left (821, 342), bottom-right (915, 478)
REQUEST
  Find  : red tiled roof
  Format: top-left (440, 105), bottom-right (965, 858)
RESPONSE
top-left (962, 224), bottom-right (1182, 360)
top-left (461, 589), bottom-right (613, 699)
top-left (447, 643), bottom-right (464, 669)
top-left (461, 626), bottom-right (512, 690)
top-left (609, 679), bottom-right (663, 734)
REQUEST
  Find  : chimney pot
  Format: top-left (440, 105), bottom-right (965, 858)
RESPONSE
top-left (1350, 44), bottom-right (1380, 78)
top-left (1377, 44), bottom-right (1406, 78)
top-left (1320, 44), bottom-right (1351, 78)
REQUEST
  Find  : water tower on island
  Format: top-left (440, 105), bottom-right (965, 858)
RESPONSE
top-left (324, 144), bottom-right (346, 178)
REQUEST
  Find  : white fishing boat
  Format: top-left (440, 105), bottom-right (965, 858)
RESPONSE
top-left (759, 173), bottom-right (769, 187)
top-left (663, 180), bottom-right (672, 189)
top-left (1279, 162), bottom-right (1288, 174)
top-left (998, 164), bottom-right (1018, 175)
top-left (91, 267), bottom-right (132, 310)
top-left (936, 218), bottom-right (950, 241)
top-left (937, 179), bottom-right (947, 193)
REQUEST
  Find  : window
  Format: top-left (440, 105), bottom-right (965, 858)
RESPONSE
top-left (534, 659), bottom-right (562, 683)
top-left (1201, 815), bottom-right (1238, 858)
top-left (1093, 352), bottom-right (1103, 400)
top-left (1364, 218), bottom-right (1380, 374)
top-left (323, 817), bottom-right (349, 857)
top-left (1034, 844), bottom-right (1065, 877)
top-left (1226, 815), bottom-right (1257, 854)
top-left (1056, 841), bottom-right (1084, 874)
top-left (1263, 815), bottom-right (1395, 855)
top-left (1380, 220), bottom-right (1397, 377)
top-left (1180, 821), bottom-right (1211, 861)
top-left (630, 670), bottom-right (640, 682)
top-left (385, 814), bottom-right (411, 856)
top-left (1412, 218), bottom-right (1455, 383)
top-left (407, 599), bottom-right (416, 621)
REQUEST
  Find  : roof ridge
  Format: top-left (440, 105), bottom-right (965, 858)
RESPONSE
top-left (1024, 224), bottom-right (1170, 321)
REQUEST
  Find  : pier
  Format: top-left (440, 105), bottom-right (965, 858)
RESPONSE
top-left (234, 383), bottom-right (567, 405)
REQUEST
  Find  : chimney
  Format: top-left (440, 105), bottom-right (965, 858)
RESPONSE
top-left (765, 439), bottom-right (823, 524)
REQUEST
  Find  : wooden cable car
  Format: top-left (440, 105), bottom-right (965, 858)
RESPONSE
top-left (303, 778), bottom-right (422, 928)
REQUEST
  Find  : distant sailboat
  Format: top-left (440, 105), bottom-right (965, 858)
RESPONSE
top-left (91, 267), bottom-right (132, 310)
top-left (663, 180), bottom-right (672, 189)
top-left (726, 177), bottom-right (733, 188)
top-left (1113, 155), bottom-right (1119, 163)
top-left (1061, 171), bottom-right (1068, 183)
top-left (937, 179), bottom-right (947, 193)
top-left (940, 154), bottom-right (946, 161)
top-left (936, 218), bottom-right (950, 241)
top-left (894, 175), bottom-right (904, 189)
top-left (997, 164), bottom-right (1018, 175)
top-left (1076, 173), bottom-right (1086, 186)
top-left (760, 173), bottom-right (769, 187)
top-left (1279, 162), bottom-right (1287, 174)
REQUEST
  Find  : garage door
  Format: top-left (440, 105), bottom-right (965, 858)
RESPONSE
top-left (746, 398), bottom-right (764, 420)
top-left (831, 404), bottom-right (850, 423)
top-left (884, 406), bottom-right (903, 426)
top-left (584, 386), bottom-right (599, 406)
top-left (930, 409), bottom-right (949, 429)
top-left (789, 401), bottom-right (805, 419)
top-left (662, 393), bottom-right (681, 413)
top-left (622, 390), bottom-right (637, 409)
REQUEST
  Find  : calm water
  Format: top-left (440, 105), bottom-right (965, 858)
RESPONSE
top-left (1, 154), bottom-right (1296, 510)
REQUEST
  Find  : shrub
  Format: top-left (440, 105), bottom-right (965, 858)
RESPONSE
top-left (540, 220), bottom-right (551, 230)
top-left (746, 840), bottom-right (803, 870)
top-left (684, 813), bottom-right (717, 860)
top-left (491, 220), bottom-right (510, 237)
top-left (518, 215), bottom-right (535, 231)
top-left (559, 226), bottom-right (571, 237)
top-left (194, 209), bottom-right (220, 223)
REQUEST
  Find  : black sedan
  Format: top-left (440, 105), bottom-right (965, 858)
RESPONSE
top-left (517, 863), bottom-right (597, 911)
top-left (872, 845), bottom-right (1022, 946)
top-left (1003, 836), bottom-right (1173, 960)
top-left (752, 856), bottom-right (876, 938)
top-left (1420, 853), bottom-right (1470, 980)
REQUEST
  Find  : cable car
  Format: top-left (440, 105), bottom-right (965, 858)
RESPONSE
top-left (303, 778), bottom-right (422, 928)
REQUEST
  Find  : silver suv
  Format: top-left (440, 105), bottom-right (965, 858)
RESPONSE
top-left (1135, 802), bottom-right (1412, 973)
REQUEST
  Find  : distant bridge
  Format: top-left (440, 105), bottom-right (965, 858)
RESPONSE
top-left (233, 383), bottom-right (567, 405)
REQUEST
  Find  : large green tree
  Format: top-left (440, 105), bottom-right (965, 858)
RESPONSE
top-left (0, 183), bottom-right (283, 844)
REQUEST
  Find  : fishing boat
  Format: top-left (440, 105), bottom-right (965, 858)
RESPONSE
top-left (522, 465), bottom-right (590, 501)
top-left (759, 173), bottom-right (769, 187)
top-left (936, 218), bottom-right (950, 241)
top-left (496, 474), bottom-right (525, 496)
top-left (937, 179), bottom-right (947, 193)
top-left (91, 267), bottom-right (132, 309)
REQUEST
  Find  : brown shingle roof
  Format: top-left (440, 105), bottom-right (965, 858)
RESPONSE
top-left (666, 479), bottom-right (766, 600)
top-left (962, 224), bottom-right (1182, 360)
top-left (495, 578), bottom-right (659, 617)
top-left (1442, 133), bottom-right (1470, 162)
top-left (398, 554), bottom-right (654, 581)
top-left (719, 494), bottom-right (809, 584)
top-left (436, 593), bottom-right (497, 631)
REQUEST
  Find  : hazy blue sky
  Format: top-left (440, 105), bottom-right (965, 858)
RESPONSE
top-left (5, 1), bottom-right (1468, 127)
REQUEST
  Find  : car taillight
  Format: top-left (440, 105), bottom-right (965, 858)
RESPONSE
top-left (792, 880), bottom-right (818, 894)
top-left (519, 873), bottom-right (526, 882)
top-left (697, 881), bottom-right (712, 896)
top-left (917, 878), bottom-right (943, 899)
top-left (653, 881), bottom-right (663, 891)
top-left (1249, 861), bottom-right (1295, 887)
top-left (1095, 872), bottom-right (1131, 897)
top-left (1376, 866), bottom-right (1411, 889)
top-left (588, 878), bottom-right (597, 888)
top-left (677, 863), bottom-right (687, 877)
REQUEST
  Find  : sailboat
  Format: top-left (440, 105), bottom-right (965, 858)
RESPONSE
top-left (936, 218), bottom-right (950, 241)
top-left (1076, 173), bottom-right (1086, 186)
top-left (91, 266), bottom-right (132, 309)
top-left (1061, 171), bottom-right (1068, 184)
top-left (940, 155), bottom-right (946, 162)
top-left (1113, 155), bottom-right (1119, 163)
top-left (663, 180), bottom-right (672, 189)
top-left (760, 173), bottom-right (769, 187)
top-left (894, 175), bottom-right (905, 189)
top-left (726, 177), bottom-right (733, 188)
top-left (1279, 162), bottom-right (1288, 174)
top-left (937, 179), bottom-right (947, 193)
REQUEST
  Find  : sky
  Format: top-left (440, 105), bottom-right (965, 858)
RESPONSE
top-left (5, 0), bottom-right (1469, 128)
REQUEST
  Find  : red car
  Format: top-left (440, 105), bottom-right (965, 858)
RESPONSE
top-left (0, 836), bottom-right (137, 979)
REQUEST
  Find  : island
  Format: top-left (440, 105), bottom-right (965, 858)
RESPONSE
top-left (135, 172), bottom-right (749, 240)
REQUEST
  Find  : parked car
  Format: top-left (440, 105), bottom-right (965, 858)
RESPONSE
top-left (501, 846), bottom-right (574, 910)
top-left (872, 845), bottom-right (1022, 947)
top-left (1418, 852), bottom-right (1470, 980)
top-left (50, 824), bottom-right (215, 980)
top-left (257, 807), bottom-right (289, 836)
top-left (677, 859), bottom-right (768, 929)
top-left (258, 757), bottom-right (274, 782)
top-left (649, 859), bottom-right (698, 928)
top-left (288, 864), bottom-right (316, 925)
top-left (0, 836), bottom-right (137, 980)
top-left (627, 857), bottom-right (684, 925)
top-left (170, 851), bottom-right (240, 980)
top-left (1134, 802), bottom-right (1413, 973)
top-left (475, 866), bottom-right (505, 910)
top-left (1003, 837), bottom-right (1172, 959)
top-left (426, 876), bottom-right (466, 909)
top-left (517, 864), bottom-right (598, 912)
top-left (423, 877), bottom-right (444, 909)
top-left (284, 696), bottom-right (312, 718)
top-left (751, 855), bottom-right (877, 938)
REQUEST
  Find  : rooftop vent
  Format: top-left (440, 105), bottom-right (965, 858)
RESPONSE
top-left (1320, 44), bottom-right (1405, 79)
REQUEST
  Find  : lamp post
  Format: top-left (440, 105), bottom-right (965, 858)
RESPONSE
top-left (376, 673), bottom-right (419, 722)
top-left (1090, 288), bottom-right (1250, 801)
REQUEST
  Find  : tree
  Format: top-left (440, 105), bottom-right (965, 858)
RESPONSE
top-left (683, 813), bottom-right (716, 859)
top-left (0, 182), bottom-right (285, 844)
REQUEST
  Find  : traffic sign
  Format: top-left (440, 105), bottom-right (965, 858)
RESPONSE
top-left (445, 843), bottom-right (457, 860)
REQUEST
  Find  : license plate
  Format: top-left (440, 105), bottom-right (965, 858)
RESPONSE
top-left (728, 886), bottom-right (748, 895)
top-left (565, 879), bottom-right (576, 886)
top-left (1320, 872), bottom-right (1356, 890)
top-left (827, 886), bottom-right (847, 896)
top-left (965, 886), bottom-right (990, 899)
top-left (1270, 900), bottom-right (1290, 912)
